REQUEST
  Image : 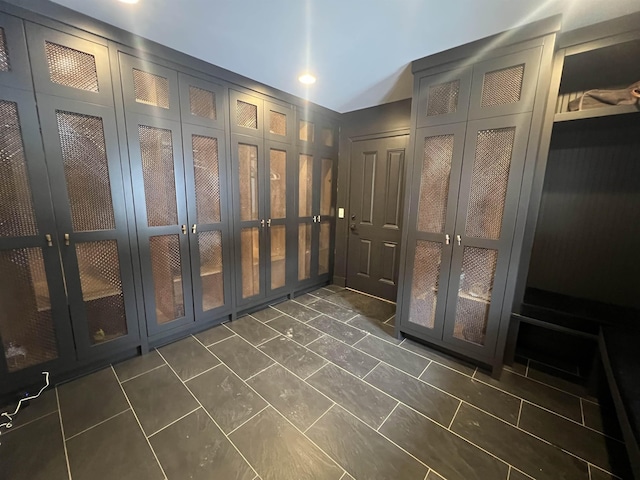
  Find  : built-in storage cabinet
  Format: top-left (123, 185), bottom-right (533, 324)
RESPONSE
top-left (0, 13), bottom-right (32, 89)
top-left (179, 73), bottom-right (226, 130)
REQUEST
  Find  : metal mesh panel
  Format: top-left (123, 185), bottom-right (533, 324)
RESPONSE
top-left (139, 125), bottom-right (178, 227)
top-left (270, 224), bottom-right (286, 290)
top-left (465, 127), bottom-right (515, 239)
top-left (269, 110), bottom-right (286, 136)
top-left (318, 221), bottom-right (330, 275)
top-left (149, 235), bottom-right (184, 324)
top-left (0, 27), bottom-right (9, 72)
top-left (298, 223), bottom-right (312, 281)
top-left (453, 247), bottom-right (498, 345)
top-left (57, 111), bottom-right (115, 232)
top-left (189, 86), bottom-right (216, 120)
top-left (322, 127), bottom-right (334, 147)
top-left (75, 241), bottom-right (127, 344)
top-left (298, 154), bottom-right (313, 217)
top-left (0, 100), bottom-right (38, 238)
top-left (408, 241), bottom-right (442, 329)
top-left (44, 41), bottom-right (99, 92)
top-left (238, 143), bottom-right (259, 221)
top-left (299, 120), bottom-right (314, 142)
top-left (133, 69), bottom-right (169, 108)
top-left (320, 158), bottom-right (333, 216)
top-left (199, 230), bottom-right (224, 311)
top-left (193, 135), bottom-right (221, 224)
top-left (270, 149), bottom-right (286, 219)
top-left (417, 134), bottom-right (454, 233)
top-left (0, 247), bottom-right (58, 372)
top-left (481, 65), bottom-right (524, 108)
top-left (241, 227), bottom-right (260, 299)
top-left (237, 100), bottom-right (258, 129)
top-left (426, 80), bottom-right (460, 116)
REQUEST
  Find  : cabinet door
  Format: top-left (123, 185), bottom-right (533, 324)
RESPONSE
top-left (316, 155), bottom-right (336, 280)
top-left (127, 114), bottom-right (193, 334)
top-left (119, 53), bottom-right (180, 120)
top-left (230, 90), bottom-right (263, 137)
top-left (183, 124), bottom-right (232, 320)
top-left (26, 24), bottom-right (113, 105)
top-left (442, 113), bottom-right (532, 358)
top-left (468, 47), bottom-right (542, 120)
top-left (0, 88), bottom-right (74, 383)
top-left (296, 148), bottom-right (316, 285)
top-left (0, 13), bottom-right (32, 90)
top-left (178, 73), bottom-right (226, 130)
top-left (399, 123), bottom-right (466, 340)
top-left (415, 67), bottom-right (473, 128)
top-left (37, 95), bottom-right (138, 358)
top-left (232, 134), bottom-right (266, 305)
top-left (265, 101), bottom-right (294, 144)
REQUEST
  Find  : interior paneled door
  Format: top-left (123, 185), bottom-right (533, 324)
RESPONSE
top-left (182, 123), bottom-right (232, 321)
top-left (401, 123), bottom-right (466, 340)
top-left (347, 135), bottom-right (408, 301)
top-left (0, 88), bottom-right (75, 385)
top-left (127, 113), bottom-right (194, 334)
top-left (37, 95), bottom-right (138, 358)
top-left (442, 113), bottom-right (532, 358)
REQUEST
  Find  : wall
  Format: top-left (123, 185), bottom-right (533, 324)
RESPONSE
top-left (333, 98), bottom-right (411, 286)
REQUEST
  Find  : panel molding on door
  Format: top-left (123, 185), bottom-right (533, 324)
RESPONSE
top-left (468, 47), bottom-right (542, 120)
top-left (119, 53), bottom-right (180, 120)
top-left (416, 67), bottom-right (473, 128)
top-left (230, 90), bottom-right (264, 137)
top-left (0, 13), bottom-right (32, 90)
top-left (178, 73), bottom-right (227, 130)
top-left (26, 23), bottom-right (113, 105)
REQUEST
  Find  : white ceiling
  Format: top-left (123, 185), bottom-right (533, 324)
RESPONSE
top-left (49, 0), bottom-right (640, 113)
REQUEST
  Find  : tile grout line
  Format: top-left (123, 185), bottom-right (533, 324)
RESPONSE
top-left (119, 362), bottom-right (167, 384)
top-left (253, 334), bottom-right (281, 348)
top-left (197, 332), bottom-right (238, 348)
top-left (147, 406), bottom-right (201, 438)
top-left (448, 401), bottom-right (463, 430)
top-left (345, 286), bottom-right (397, 305)
top-left (525, 358), bottom-right (530, 377)
top-left (154, 349), bottom-right (261, 479)
top-left (423, 468), bottom-right (430, 480)
top-left (507, 465), bottom-right (512, 480)
top-left (376, 402), bottom-right (400, 432)
top-left (588, 463), bottom-right (593, 480)
top-left (303, 361), bottom-right (330, 381)
top-left (0, 409), bottom-right (58, 436)
top-left (580, 397), bottom-right (586, 426)
top-left (516, 400), bottom-right (523, 427)
top-left (226, 405), bottom-right (270, 436)
top-left (65, 408), bottom-right (131, 441)
top-left (182, 362), bottom-right (223, 383)
top-left (245, 363), bottom-right (276, 382)
top-left (302, 402), bottom-right (336, 434)
top-left (418, 360), bottom-right (433, 379)
top-left (110, 365), bottom-right (168, 480)
top-left (55, 388), bottom-right (73, 480)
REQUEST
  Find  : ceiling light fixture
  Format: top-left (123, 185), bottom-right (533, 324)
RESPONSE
top-left (118, 0), bottom-right (139, 4)
top-left (298, 73), bottom-right (316, 85)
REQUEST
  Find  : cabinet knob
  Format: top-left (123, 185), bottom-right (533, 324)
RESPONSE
top-left (445, 234), bottom-right (450, 245)
top-left (260, 219), bottom-right (266, 228)
top-left (192, 224), bottom-right (197, 234)
top-left (267, 219), bottom-right (272, 228)
top-left (456, 235), bottom-right (461, 246)
top-left (45, 234), bottom-right (53, 247)
top-left (181, 225), bottom-right (187, 234)
top-left (64, 233), bottom-right (70, 246)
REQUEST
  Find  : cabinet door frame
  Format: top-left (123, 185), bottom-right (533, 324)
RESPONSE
top-left (415, 67), bottom-right (473, 128)
top-left (182, 123), bottom-right (232, 321)
top-left (26, 23), bottom-right (113, 105)
top-left (264, 100), bottom-right (294, 144)
top-left (294, 144), bottom-right (318, 287)
top-left (398, 122), bottom-right (467, 341)
top-left (37, 94), bottom-right (139, 359)
top-left (442, 113), bottom-right (532, 357)
top-left (0, 13), bottom-right (32, 90)
top-left (229, 89), bottom-right (264, 137)
top-left (178, 72), bottom-right (227, 131)
top-left (126, 113), bottom-right (193, 335)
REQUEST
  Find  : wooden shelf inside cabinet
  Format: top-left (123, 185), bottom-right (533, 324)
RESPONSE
top-left (554, 104), bottom-right (640, 123)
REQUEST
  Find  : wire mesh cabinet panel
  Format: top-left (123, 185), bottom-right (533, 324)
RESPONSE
top-left (0, 88), bottom-right (74, 387)
top-left (37, 95), bottom-right (139, 358)
top-left (415, 67), bottom-right (473, 128)
top-left (0, 13), bottom-right (32, 90)
top-left (178, 73), bottom-right (226, 131)
top-left (230, 90), bottom-right (264, 137)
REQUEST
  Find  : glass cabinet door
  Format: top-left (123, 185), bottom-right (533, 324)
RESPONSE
top-left (297, 151), bottom-right (314, 282)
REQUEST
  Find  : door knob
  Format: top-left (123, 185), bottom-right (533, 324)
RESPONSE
top-left (350, 223), bottom-right (356, 231)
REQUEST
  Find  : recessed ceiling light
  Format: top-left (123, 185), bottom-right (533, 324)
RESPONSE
top-left (298, 73), bottom-right (316, 85)
top-left (118, 0), bottom-right (139, 4)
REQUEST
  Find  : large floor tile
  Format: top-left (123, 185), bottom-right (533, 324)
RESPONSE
top-left (354, 334), bottom-right (429, 376)
top-left (365, 363), bottom-right (459, 427)
top-left (229, 407), bottom-right (343, 480)
top-left (0, 412), bottom-right (68, 480)
top-left (508, 469), bottom-right (533, 480)
top-left (271, 300), bottom-right (322, 322)
top-left (307, 335), bottom-right (379, 378)
top-left (526, 360), bottom-right (588, 397)
top-left (589, 465), bottom-right (618, 480)
top-left (249, 307), bottom-right (282, 323)
top-left (0, 388), bottom-right (58, 431)
top-left (158, 336), bottom-right (220, 381)
top-left (194, 323), bottom-right (235, 346)
top-left (114, 350), bottom-right (166, 382)
top-left (266, 314), bottom-right (324, 345)
top-left (379, 404), bottom-right (509, 480)
top-left (307, 363), bottom-right (397, 429)
top-left (347, 314), bottom-right (400, 344)
top-left (209, 335), bottom-right (274, 379)
top-left (186, 364), bottom-right (266, 433)
top-left (67, 410), bottom-right (162, 480)
top-left (307, 405), bottom-right (427, 480)
top-left (247, 364), bottom-right (333, 431)
top-left (451, 403), bottom-right (589, 480)
top-left (518, 402), bottom-right (630, 476)
top-left (420, 362), bottom-right (521, 424)
top-left (326, 290), bottom-right (395, 321)
top-left (122, 365), bottom-right (198, 435)
top-left (58, 367), bottom-right (129, 438)
top-left (227, 315), bottom-right (279, 346)
top-left (307, 299), bottom-right (356, 322)
top-left (150, 408), bottom-right (254, 480)
top-left (310, 287), bottom-right (337, 299)
top-left (475, 369), bottom-right (582, 422)
top-left (258, 336), bottom-right (326, 378)
top-left (582, 399), bottom-right (623, 439)
top-left (294, 293), bottom-right (322, 305)
top-left (400, 338), bottom-right (476, 375)
top-left (308, 315), bottom-right (366, 345)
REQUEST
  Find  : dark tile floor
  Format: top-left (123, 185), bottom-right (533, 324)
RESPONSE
top-left (0, 287), bottom-right (631, 480)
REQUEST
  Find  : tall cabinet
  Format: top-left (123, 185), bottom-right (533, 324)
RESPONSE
top-left (397, 18), bottom-right (560, 372)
